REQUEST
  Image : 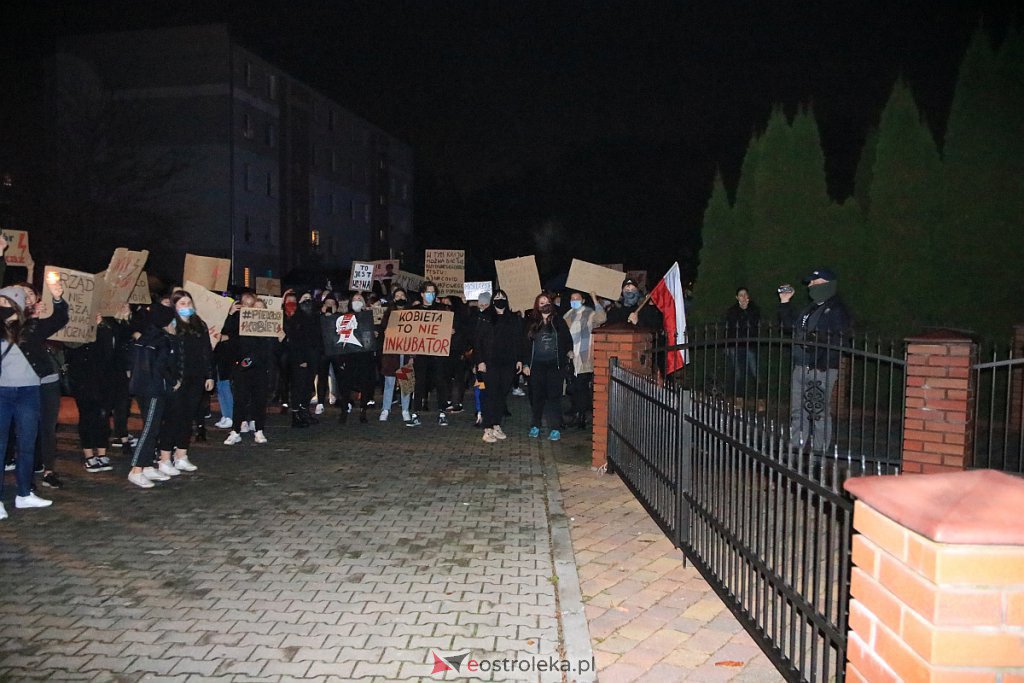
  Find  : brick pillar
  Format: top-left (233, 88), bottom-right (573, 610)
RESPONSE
top-left (1010, 324), bottom-right (1024, 438)
top-left (844, 471), bottom-right (1024, 682)
top-left (902, 331), bottom-right (976, 473)
top-left (591, 324), bottom-right (655, 469)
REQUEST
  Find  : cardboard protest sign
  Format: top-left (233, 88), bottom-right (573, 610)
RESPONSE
top-left (254, 277), bottom-right (281, 296)
top-left (463, 281), bottom-right (493, 303)
top-left (1, 229), bottom-right (34, 279)
top-left (349, 261), bottom-right (374, 292)
top-left (257, 295), bottom-right (283, 311)
top-left (567, 259), bottom-right (627, 301)
top-left (183, 253), bottom-right (231, 292)
top-left (627, 269), bottom-right (648, 291)
top-left (425, 249), bottom-right (465, 298)
top-left (184, 280), bottom-right (234, 349)
top-left (45, 266), bottom-right (97, 343)
top-left (373, 259), bottom-right (399, 282)
top-left (129, 271), bottom-right (151, 304)
top-left (92, 248), bottom-right (149, 317)
top-left (371, 301), bottom-right (385, 325)
top-left (392, 270), bottom-right (426, 294)
top-left (494, 255), bottom-right (541, 314)
top-left (239, 306), bottom-right (284, 338)
top-left (382, 308), bottom-right (454, 357)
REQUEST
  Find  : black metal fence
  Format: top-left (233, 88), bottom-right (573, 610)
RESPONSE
top-left (972, 344), bottom-right (1024, 473)
top-left (609, 329), bottom-right (903, 682)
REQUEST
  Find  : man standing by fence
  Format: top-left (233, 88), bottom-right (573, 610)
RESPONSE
top-left (778, 268), bottom-right (851, 452)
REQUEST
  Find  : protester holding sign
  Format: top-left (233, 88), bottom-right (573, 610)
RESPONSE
top-left (0, 276), bottom-right (68, 516)
top-left (523, 292), bottom-right (573, 442)
top-left (155, 291), bottom-right (213, 476)
top-left (213, 292), bottom-right (259, 431)
top-left (473, 289), bottom-right (523, 444)
top-left (333, 292), bottom-right (378, 424)
top-left (224, 299), bottom-right (276, 445)
top-left (412, 281), bottom-right (453, 427)
top-left (378, 288), bottom-right (417, 424)
top-left (563, 291), bottom-right (607, 430)
top-left (315, 293), bottom-right (342, 414)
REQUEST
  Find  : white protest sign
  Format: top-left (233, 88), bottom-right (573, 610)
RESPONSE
top-left (382, 308), bottom-right (454, 357)
top-left (567, 259), bottom-right (626, 301)
top-left (334, 313), bottom-right (362, 347)
top-left (425, 249), bottom-right (465, 298)
top-left (494, 255), bottom-right (541, 314)
top-left (2, 229), bottom-right (34, 279)
top-left (349, 261), bottom-right (374, 292)
top-left (463, 281), bottom-right (493, 303)
top-left (257, 295), bottom-right (283, 311)
top-left (239, 307), bottom-right (284, 338)
top-left (45, 266), bottom-right (97, 343)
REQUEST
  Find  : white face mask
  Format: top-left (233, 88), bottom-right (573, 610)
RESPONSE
top-left (351, 300), bottom-right (365, 312)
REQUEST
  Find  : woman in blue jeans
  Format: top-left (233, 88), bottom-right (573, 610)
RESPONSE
top-left (0, 276), bottom-right (68, 519)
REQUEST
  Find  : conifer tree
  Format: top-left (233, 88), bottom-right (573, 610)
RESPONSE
top-left (693, 171), bottom-right (737, 325)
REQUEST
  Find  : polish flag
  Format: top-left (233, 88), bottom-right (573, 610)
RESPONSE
top-left (649, 262), bottom-right (687, 374)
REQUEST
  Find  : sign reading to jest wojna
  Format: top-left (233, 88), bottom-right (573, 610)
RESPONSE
top-left (382, 308), bottom-right (454, 357)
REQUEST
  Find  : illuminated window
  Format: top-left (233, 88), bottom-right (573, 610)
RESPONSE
top-left (243, 267), bottom-right (251, 287)
top-left (310, 229), bottom-right (320, 247)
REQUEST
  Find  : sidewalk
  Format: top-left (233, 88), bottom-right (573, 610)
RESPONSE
top-left (0, 398), bottom-right (780, 681)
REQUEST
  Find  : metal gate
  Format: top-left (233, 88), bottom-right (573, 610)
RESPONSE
top-left (608, 338), bottom-right (902, 682)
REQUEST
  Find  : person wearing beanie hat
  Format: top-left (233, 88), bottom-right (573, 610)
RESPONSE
top-left (126, 304), bottom-right (183, 488)
top-left (605, 277), bottom-right (663, 329)
top-left (0, 274), bottom-right (69, 517)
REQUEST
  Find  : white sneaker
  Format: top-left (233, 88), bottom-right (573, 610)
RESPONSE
top-left (15, 493), bottom-right (53, 509)
top-left (157, 461), bottom-right (181, 477)
top-left (128, 471), bottom-right (155, 488)
top-left (0, 502), bottom-right (7, 519)
top-left (239, 421), bottom-right (251, 434)
top-left (379, 409), bottom-right (389, 422)
top-left (483, 428), bottom-right (498, 444)
top-left (173, 457), bottom-right (197, 472)
top-left (224, 431), bottom-right (242, 445)
top-left (493, 425), bottom-right (508, 440)
top-left (254, 430), bottom-right (268, 444)
top-left (247, 421), bottom-right (256, 432)
top-left (142, 466), bottom-right (169, 481)
top-left (214, 417), bottom-right (233, 429)
top-left (512, 387), bottom-right (526, 397)
top-left (314, 403), bottom-right (325, 415)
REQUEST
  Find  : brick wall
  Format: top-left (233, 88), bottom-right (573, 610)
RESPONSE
top-left (902, 331), bottom-right (976, 473)
top-left (591, 324), bottom-right (656, 469)
top-left (844, 471), bottom-right (1024, 681)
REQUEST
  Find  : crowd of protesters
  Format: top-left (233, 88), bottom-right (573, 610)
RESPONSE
top-left (0, 235), bottom-right (663, 517)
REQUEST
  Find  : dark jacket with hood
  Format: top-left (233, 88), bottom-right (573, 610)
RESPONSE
top-left (472, 306), bottom-right (523, 368)
top-left (130, 325), bottom-right (183, 398)
top-left (777, 295), bottom-right (852, 370)
top-left (14, 299), bottom-right (70, 380)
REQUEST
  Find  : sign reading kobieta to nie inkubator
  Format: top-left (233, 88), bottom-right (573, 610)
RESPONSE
top-left (382, 308), bottom-right (454, 357)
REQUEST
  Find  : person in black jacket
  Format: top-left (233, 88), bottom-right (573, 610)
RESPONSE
top-left (412, 281), bottom-right (452, 427)
top-left (224, 299), bottom-right (277, 445)
top-left (128, 305), bottom-right (182, 488)
top-left (777, 268), bottom-right (852, 452)
top-left (66, 314), bottom-right (119, 475)
top-left (523, 292), bottom-right (572, 441)
top-left (473, 289), bottom-right (523, 444)
top-left (725, 287), bottom-right (761, 401)
top-left (108, 304), bottom-right (141, 450)
top-left (155, 291), bottom-right (213, 476)
top-left (284, 291), bottom-right (323, 427)
top-left (334, 291), bottom-right (378, 424)
top-left (605, 277), bottom-right (663, 329)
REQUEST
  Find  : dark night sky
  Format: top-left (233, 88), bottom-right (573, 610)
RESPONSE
top-left (1, 0), bottom-right (1018, 274)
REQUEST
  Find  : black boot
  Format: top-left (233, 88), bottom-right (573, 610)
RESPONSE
top-left (359, 407), bottom-right (368, 424)
top-left (291, 411), bottom-right (309, 428)
top-left (195, 424), bottom-right (207, 442)
top-left (576, 412), bottom-right (587, 430)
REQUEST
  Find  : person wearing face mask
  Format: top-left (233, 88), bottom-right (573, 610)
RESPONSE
top-left (379, 288), bottom-right (416, 424)
top-left (274, 290), bottom-right (299, 413)
top-left (473, 289), bottom-right (523, 442)
top-left (283, 291), bottom-right (323, 427)
top-left (315, 293), bottom-right (341, 413)
top-left (777, 267), bottom-right (852, 452)
top-left (522, 292), bottom-right (573, 441)
top-left (154, 291), bottom-right (214, 476)
top-left (334, 292), bottom-right (378, 423)
top-left (563, 290), bottom-right (606, 430)
top-left (224, 299), bottom-right (276, 445)
top-left (412, 281), bottom-right (452, 426)
top-left (604, 277), bottom-right (664, 329)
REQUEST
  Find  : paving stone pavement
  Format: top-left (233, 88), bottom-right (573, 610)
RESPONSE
top-left (0, 396), bottom-right (782, 682)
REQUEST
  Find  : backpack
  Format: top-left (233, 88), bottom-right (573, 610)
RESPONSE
top-left (129, 338), bottom-right (168, 397)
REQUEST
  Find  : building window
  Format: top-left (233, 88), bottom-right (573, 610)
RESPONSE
top-left (265, 123), bottom-right (276, 147)
top-left (350, 199), bottom-right (357, 221)
top-left (328, 109), bottom-right (336, 131)
top-left (364, 204), bottom-right (370, 223)
top-left (244, 61), bottom-right (253, 87)
top-left (331, 150), bottom-right (338, 173)
top-left (244, 215), bottom-right (252, 243)
top-left (311, 186), bottom-right (317, 205)
top-left (310, 143), bottom-right (317, 168)
top-left (242, 112), bottom-right (254, 139)
top-left (267, 218), bottom-right (275, 245)
top-left (267, 74), bottom-right (278, 101)
top-left (243, 163), bottom-right (251, 191)
top-left (310, 229), bottom-right (320, 247)
top-left (379, 229), bottom-right (385, 241)
top-left (266, 172), bottom-right (273, 197)
top-left (330, 193), bottom-right (336, 215)
top-left (379, 194), bottom-right (386, 206)
top-left (402, 182), bottom-right (408, 201)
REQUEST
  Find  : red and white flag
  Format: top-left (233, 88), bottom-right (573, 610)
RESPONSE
top-left (649, 261), bottom-right (687, 374)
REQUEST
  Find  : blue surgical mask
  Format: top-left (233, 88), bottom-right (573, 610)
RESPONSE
top-left (178, 307), bottom-right (194, 319)
top-left (423, 292), bottom-right (436, 305)
top-left (570, 300), bottom-right (583, 310)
